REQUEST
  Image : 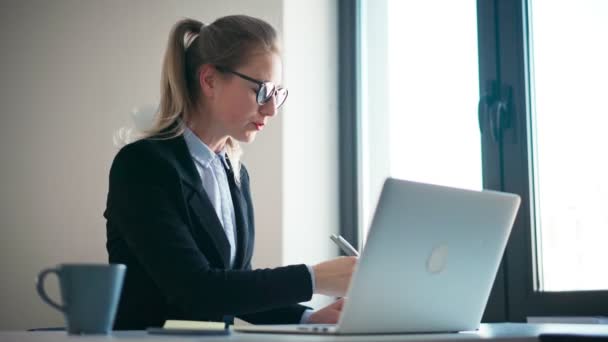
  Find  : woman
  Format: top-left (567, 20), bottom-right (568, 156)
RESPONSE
top-left (104, 15), bottom-right (356, 330)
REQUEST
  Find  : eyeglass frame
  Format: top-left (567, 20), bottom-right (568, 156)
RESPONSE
top-left (214, 65), bottom-right (288, 108)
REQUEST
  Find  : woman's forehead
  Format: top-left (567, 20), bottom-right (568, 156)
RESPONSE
top-left (238, 52), bottom-right (282, 83)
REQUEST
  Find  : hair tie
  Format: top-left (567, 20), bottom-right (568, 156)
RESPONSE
top-left (185, 22), bottom-right (205, 50)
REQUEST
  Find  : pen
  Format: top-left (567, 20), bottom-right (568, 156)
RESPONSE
top-left (330, 234), bottom-right (359, 257)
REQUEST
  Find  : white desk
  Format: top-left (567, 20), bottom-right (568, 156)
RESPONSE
top-left (2, 323), bottom-right (608, 342)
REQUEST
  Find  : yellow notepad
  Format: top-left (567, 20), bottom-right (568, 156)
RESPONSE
top-left (163, 320), bottom-right (227, 331)
top-left (147, 320), bottom-right (229, 335)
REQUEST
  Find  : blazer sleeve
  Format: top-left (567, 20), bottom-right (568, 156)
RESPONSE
top-left (236, 259), bottom-right (312, 324)
top-left (237, 304), bottom-right (310, 324)
top-left (106, 143), bottom-right (313, 320)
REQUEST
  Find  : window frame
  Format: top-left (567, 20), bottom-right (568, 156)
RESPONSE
top-left (338, 0), bottom-right (362, 252)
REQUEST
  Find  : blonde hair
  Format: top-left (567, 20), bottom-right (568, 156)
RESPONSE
top-left (142, 15), bottom-right (280, 183)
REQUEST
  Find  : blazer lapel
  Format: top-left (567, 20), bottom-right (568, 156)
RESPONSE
top-left (223, 157), bottom-right (250, 270)
top-left (167, 136), bottom-right (231, 268)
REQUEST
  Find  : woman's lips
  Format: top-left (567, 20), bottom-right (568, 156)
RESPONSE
top-left (253, 122), bottom-right (265, 131)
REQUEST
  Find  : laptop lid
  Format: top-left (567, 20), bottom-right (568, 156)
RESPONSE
top-left (336, 178), bottom-right (520, 334)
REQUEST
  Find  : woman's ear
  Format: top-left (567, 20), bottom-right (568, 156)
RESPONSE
top-left (198, 64), bottom-right (217, 98)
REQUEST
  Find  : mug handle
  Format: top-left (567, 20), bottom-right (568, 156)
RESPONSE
top-left (36, 268), bottom-right (66, 313)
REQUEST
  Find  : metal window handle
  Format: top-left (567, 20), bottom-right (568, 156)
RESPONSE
top-left (478, 92), bottom-right (492, 134)
top-left (478, 81), bottom-right (511, 144)
top-left (490, 100), bottom-right (508, 143)
top-left (478, 80), bottom-right (498, 138)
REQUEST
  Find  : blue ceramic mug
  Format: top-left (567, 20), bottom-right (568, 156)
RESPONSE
top-left (36, 263), bottom-right (126, 334)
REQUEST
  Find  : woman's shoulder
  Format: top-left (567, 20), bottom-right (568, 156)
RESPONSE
top-left (110, 136), bottom-right (183, 177)
top-left (114, 138), bottom-right (160, 163)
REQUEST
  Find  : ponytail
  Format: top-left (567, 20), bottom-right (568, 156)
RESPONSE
top-left (143, 18), bottom-right (202, 138)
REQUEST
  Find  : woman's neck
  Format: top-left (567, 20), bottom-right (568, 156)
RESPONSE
top-left (186, 112), bottom-right (228, 153)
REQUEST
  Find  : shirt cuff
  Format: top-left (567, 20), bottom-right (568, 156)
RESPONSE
top-left (306, 264), bottom-right (316, 294)
top-left (300, 309), bottom-right (315, 324)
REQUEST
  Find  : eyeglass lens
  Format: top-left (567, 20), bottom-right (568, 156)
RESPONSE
top-left (258, 83), bottom-right (287, 108)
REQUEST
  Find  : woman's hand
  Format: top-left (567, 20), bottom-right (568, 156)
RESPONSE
top-left (312, 256), bottom-right (357, 297)
top-left (308, 298), bottom-right (345, 324)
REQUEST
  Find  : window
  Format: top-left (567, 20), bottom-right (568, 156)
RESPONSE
top-left (528, 0), bottom-right (608, 292)
top-left (500, 0), bottom-right (608, 319)
top-left (360, 0), bottom-right (482, 238)
top-left (340, 0), bottom-right (608, 321)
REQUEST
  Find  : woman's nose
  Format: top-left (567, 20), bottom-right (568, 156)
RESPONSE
top-left (259, 96), bottom-right (278, 117)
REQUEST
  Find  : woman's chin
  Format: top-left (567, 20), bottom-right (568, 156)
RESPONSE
top-left (235, 131), bottom-right (257, 143)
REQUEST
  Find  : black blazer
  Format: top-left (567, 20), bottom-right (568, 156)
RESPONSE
top-left (104, 134), bottom-right (312, 330)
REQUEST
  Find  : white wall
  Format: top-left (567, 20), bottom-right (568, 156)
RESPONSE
top-left (0, 0), bottom-right (338, 330)
top-left (282, 0), bottom-right (340, 308)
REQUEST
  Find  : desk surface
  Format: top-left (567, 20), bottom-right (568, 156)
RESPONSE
top-left (2, 323), bottom-right (608, 342)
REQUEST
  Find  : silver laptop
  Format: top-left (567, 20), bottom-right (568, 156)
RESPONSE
top-left (236, 178), bottom-right (521, 335)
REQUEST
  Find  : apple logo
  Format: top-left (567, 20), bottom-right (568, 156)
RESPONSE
top-left (427, 244), bottom-right (448, 274)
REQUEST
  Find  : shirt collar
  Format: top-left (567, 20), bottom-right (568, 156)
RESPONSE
top-left (183, 127), bottom-right (227, 169)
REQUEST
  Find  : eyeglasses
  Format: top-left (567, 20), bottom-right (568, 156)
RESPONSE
top-left (215, 65), bottom-right (288, 109)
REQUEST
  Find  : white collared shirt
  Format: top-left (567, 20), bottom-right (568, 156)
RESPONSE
top-left (183, 127), bottom-right (237, 267)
